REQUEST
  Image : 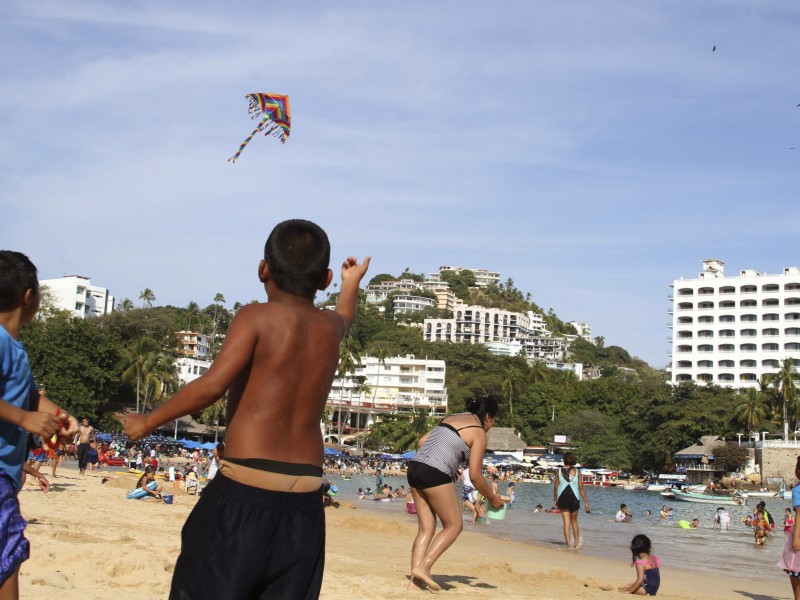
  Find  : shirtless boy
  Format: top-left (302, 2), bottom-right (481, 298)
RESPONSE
top-left (76, 418), bottom-right (94, 474)
top-left (124, 219), bottom-right (369, 600)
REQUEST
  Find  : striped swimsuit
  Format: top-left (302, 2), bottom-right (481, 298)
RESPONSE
top-left (409, 415), bottom-right (483, 489)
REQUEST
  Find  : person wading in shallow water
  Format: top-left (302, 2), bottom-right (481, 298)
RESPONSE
top-left (553, 452), bottom-right (591, 550)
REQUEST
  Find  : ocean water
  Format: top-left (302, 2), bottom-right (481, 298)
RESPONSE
top-left (329, 473), bottom-right (790, 583)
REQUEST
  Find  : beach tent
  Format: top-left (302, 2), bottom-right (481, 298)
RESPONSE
top-left (400, 450), bottom-right (416, 459)
top-left (200, 441), bottom-right (217, 450)
top-left (182, 440), bottom-right (201, 449)
top-left (324, 447), bottom-right (343, 456)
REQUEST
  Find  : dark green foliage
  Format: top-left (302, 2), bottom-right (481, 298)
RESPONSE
top-left (21, 314), bottom-right (124, 422)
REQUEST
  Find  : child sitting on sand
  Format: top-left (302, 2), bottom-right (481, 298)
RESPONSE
top-left (619, 534), bottom-right (661, 595)
top-left (125, 220), bottom-right (369, 599)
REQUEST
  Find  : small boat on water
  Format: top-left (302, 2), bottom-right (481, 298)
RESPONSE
top-left (672, 489), bottom-right (748, 506)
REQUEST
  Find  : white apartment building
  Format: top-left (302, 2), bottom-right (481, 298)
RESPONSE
top-left (326, 355), bottom-right (447, 440)
top-left (428, 266), bottom-right (500, 288)
top-left (522, 335), bottom-right (570, 361)
top-left (528, 311), bottom-right (547, 335)
top-left (669, 259), bottom-right (800, 387)
top-left (569, 321), bottom-right (592, 341)
top-left (174, 331), bottom-right (211, 360)
top-left (365, 278), bottom-right (453, 309)
top-left (392, 295), bottom-right (436, 315)
top-left (423, 303), bottom-right (530, 344)
top-left (40, 275), bottom-right (114, 319)
top-left (175, 357), bottom-right (212, 387)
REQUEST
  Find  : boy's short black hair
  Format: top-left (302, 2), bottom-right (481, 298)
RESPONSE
top-left (0, 251), bottom-right (38, 311)
top-left (264, 220), bottom-right (330, 298)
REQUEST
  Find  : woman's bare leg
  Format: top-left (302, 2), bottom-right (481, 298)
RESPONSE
top-left (791, 575), bottom-right (800, 600)
top-left (410, 485), bottom-right (436, 582)
top-left (410, 483), bottom-right (462, 591)
top-left (571, 511), bottom-right (581, 549)
top-left (560, 510), bottom-right (572, 548)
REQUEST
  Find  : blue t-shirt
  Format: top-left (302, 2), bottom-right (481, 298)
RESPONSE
top-left (792, 483), bottom-right (800, 510)
top-left (0, 325), bottom-right (37, 490)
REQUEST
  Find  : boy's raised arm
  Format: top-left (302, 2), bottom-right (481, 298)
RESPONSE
top-left (335, 256), bottom-right (371, 332)
top-left (124, 307), bottom-right (259, 440)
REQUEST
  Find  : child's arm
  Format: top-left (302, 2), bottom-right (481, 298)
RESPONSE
top-left (334, 256), bottom-right (371, 333)
top-left (793, 507), bottom-right (800, 552)
top-left (0, 399), bottom-right (61, 437)
top-left (124, 308), bottom-right (259, 439)
top-left (618, 563), bottom-right (645, 593)
top-left (23, 462), bottom-right (49, 493)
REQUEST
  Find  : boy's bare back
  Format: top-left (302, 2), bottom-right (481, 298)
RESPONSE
top-left (221, 298), bottom-right (344, 465)
top-left (124, 223), bottom-right (369, 472)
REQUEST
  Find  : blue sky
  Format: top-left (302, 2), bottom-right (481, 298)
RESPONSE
top-left (2, 1), bottom-right (799, 368)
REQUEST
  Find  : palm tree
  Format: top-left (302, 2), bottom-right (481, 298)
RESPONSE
top-left (200, 397), bottom-right (227, 443)
top-left (185, 301), bottom-right (200, 331)
top-left (118, 337), bottom-right (159, 413)
top-left (775, 358), bottom-right (799, 440)
top-left (735, 388), bottom-right (768, 433)
top-left (335, 338), bottom-right (361, 440)
top-left (528, 360), bottom-right (549, 384)
top-left (139, 288), bottom-right (156, 308)
top-left (371, 347), bottom-right (390, 406)
top-left (140, 353), bottom-right (179, 413)
top-left (502, 368), bottom-right (519, 415)
top-left (117, 298), bottom-right (135, 312)
top-left (346, 376), bottom-right (372, 441)
top-left (210, 293), bottom-right (226, 356)
top-left (392, 409), bottom-right (434, 453)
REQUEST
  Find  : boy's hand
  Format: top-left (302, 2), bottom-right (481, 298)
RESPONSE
top-left (124, 414), bottom-right (151, 440)
top-left (20, 411), bottom-right (63, 438)
top-left (340, 256), bottom-right (371, 284)
top-left (60, 413), bottom-right (79, 438)
top-left (37, 473), bottom-right (49, 494)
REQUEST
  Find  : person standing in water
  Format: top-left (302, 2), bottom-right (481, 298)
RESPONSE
top-left (552, 452), bottom-right (590, 549)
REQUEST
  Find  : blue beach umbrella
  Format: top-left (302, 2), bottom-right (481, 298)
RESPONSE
top-left (400, 450), bottom-right (416, 459)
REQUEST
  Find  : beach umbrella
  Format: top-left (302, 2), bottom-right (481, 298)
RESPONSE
top-left (324, 447), bottom-right (343, 456)
top-left (200, 442), bottom-right (217, 450)
top-left (400, 450), bottom-right (416, 459)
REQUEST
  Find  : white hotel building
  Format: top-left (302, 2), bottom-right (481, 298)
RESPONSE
top-left (40, 275), bottom-right (115, 319)
top-left (326, 355), bottom-right (447, 441)
top-left (669, 259), bottom-right (800, 387)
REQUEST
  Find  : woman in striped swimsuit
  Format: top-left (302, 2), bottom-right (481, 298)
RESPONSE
top-left (406, 395), bottom-right (503, 591)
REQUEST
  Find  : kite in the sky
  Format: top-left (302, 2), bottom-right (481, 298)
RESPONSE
top-left (228, 93), bottom-right (291, 163)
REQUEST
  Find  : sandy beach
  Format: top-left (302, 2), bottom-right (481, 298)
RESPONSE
top-left (16, 467), bottom-right (792, 599)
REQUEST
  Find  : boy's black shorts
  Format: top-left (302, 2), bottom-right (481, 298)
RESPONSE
top-left (169, 472), bottom-right (325, 600)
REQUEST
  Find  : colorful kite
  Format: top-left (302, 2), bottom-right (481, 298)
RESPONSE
top-left (228, 93), bottom-right (291, 163)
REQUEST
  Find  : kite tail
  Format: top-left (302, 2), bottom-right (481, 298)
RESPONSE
top-left (228, 116), bottom-right (269, 163)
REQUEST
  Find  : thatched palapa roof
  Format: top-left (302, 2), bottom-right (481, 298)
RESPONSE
top-left (674, 435), bottom-right (724, 458)
top-left (486, 427), bottom-right (526, 451)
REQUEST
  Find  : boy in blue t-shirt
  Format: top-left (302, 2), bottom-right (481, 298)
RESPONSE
top-left (0, 251), bottom-right (78, 598)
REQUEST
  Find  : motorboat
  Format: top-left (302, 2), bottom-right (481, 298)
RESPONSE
top-left (671, 489), bottom-right (748, 506)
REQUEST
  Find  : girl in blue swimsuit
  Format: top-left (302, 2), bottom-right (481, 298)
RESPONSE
top-left (620, 534), bottom-right (661, 595)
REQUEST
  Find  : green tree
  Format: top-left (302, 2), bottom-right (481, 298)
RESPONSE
top-left (184, 301), bottom-right (201, 331)
top-left (774, 358), bottom-right (799, 440)
top-left (139, 288), bottom-right (156, 308)
top-left (117, 298), bottom-right (135, 312)
top-left (199, 397), bottom-right (227, 442)
top-left (735, 388), bottom-right (768, 433)
top-left (21, 314), bottom-right (123, 421)
top-left (335, 338), bottom-right (361, 439)
top-left (118, 337), bottom-right (159, 413)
